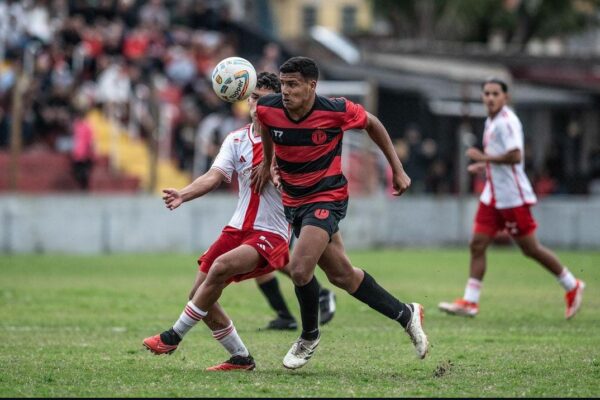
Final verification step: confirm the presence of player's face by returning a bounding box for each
[248,87,275,121]
[279,72,316,113]
[482,83,507,116]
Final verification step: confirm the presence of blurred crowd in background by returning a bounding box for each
[0,0,598,196]
[0,0,279,188]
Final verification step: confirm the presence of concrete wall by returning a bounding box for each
[0,195,598,254]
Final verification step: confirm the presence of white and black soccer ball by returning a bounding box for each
[211,57,257,103]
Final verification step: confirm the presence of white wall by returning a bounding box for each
[0,194,598,254]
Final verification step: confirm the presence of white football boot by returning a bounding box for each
[282,334,320,369]
[405,303,429,359]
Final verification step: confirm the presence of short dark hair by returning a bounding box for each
[279,57,319,80]
[256,72,281,93]
[482,77,508,93]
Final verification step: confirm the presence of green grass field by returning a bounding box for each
[1,249,599,397]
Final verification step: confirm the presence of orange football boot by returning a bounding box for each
[206,355,255,371]
[143,334,178,355]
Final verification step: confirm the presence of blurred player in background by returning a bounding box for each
[438,77,585,319]
[142,72,334,371]
[252,57,428,370]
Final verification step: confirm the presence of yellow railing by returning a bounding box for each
[87,109,191,193]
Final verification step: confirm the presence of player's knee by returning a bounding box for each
[469,239,487,256]
[325,265,355,291]
[290,267,313,286]
[326,272,350,290]
[208,258,235,283]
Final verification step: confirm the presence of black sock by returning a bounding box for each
[258,277,295,320]
[314,277,323,293]
[351,271,413,328]
[160,328,182,346]
[295,276,321,340]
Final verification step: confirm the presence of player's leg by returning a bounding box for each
[282,225,330,369]
[143,270,209,355]
[147,271,256,370]
[289,225,329,338]
[468,232,495,281]
[438,232,493,317]
[277,264,337,326]
[191,244,262,310]
[202,302,256,371]
[317,232,428,359]
[143,245,261,355]
[255,272,297,330]
[280,265,337,326]
[439,202,499,317]
[513,233,585,319]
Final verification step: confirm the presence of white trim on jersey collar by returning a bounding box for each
[247,123,262,144]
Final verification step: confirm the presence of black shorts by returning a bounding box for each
[284,200,348,240]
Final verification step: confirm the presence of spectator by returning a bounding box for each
[96,57,131,107]
[403,124,426,192]
[256,42,282,74]
[173,99,201,173]
[70,103,95,190]
[138,0,169,30]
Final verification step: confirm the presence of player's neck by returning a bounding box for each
[250,121,260,137]
[488,105,505,119]
[287,95,316,121]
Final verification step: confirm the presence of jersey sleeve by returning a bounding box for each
[496,119,521,153]
[210,133,236,183]
[256,98,271,128]
[341,99,368,131]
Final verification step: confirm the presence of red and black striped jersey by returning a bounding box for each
[256,93,368,207]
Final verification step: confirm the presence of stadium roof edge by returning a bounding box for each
[322,59,595,109]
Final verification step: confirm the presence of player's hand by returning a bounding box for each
[467,162,486,174]
[251,163,271,193]
[271,164,282,190]
[391,168,411,196]
[162,188,183,210]
[466,147,486,162]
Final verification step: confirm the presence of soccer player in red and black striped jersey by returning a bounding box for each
[251,57,429,369]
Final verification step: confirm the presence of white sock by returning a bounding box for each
[557,267,577,291]
[173,301,207,338]
[463,278,482,304]
[212,321,249,357]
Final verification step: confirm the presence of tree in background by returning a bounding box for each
[373,0,598,49]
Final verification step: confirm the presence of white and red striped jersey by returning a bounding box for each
[480,106,537,209]
[211,123,289,241]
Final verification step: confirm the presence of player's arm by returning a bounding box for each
[250,120,273,193]
[467,119,522,165]
[465,147,521,165]
[467,161,487,174]
[162,169,226,210]
[365,112,411,196]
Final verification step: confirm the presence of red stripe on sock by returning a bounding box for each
[185,306,204,321]
[212,326,234,340]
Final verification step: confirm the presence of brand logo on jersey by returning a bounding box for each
[239,155,246,163]
[257,243,266,251]
[314,209,330,220]
[273,130,284,140]
[311,130,327,145]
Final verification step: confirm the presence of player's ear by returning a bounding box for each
[309,79,317,91]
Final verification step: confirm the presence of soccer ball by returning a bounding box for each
[211,57,257,102]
